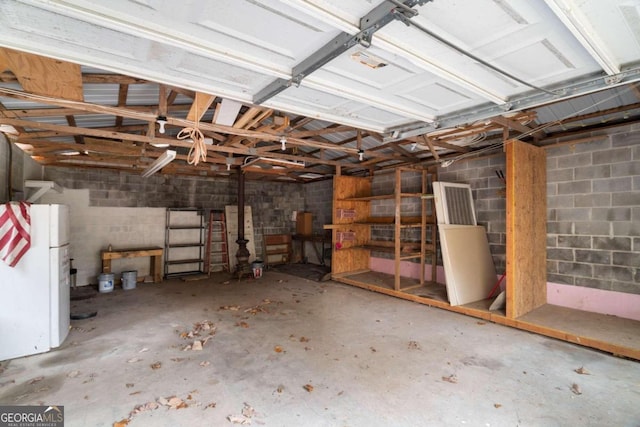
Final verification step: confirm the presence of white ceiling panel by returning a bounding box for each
[545,0,640,73]
[2,0,640,140]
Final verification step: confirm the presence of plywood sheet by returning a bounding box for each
[506,140,547,318]
[225,205,256,271]
[439,225,497,306]
[0,48,83,101]
[331,176,371,274]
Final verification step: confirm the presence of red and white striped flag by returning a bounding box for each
[0,202,31,267]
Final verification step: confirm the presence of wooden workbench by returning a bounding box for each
[101,247,163,283]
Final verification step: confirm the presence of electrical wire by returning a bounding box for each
[176,103,207,166]
[177,126,206,165]
[440,84,638,165]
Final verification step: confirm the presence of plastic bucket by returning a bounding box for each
[251,261,264,279]
[98,273,114,293]
[121,270,137,290]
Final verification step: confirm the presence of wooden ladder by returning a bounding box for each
[206,210,229,274]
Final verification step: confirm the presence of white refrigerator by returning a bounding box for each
[0,204,70,361]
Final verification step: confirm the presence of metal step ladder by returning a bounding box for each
[206,210,229,274]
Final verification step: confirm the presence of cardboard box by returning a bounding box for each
[296,212,313,235]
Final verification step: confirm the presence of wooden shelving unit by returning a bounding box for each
[326,141,640,360]
[327,167,438,292]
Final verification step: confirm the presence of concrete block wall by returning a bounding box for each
[304,179,333,234]
[42,167,306,273]
[437,155,507,272]
[545,129,640,295]
[437,124,640,296]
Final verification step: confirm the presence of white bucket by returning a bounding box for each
[121,270,137,290]
[251,261,264,279]
[98,273,114,293]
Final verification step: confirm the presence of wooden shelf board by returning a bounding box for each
[331,272,640,360]
[514,304,640,358]
[340,192,424,201]
[266,249,290,255]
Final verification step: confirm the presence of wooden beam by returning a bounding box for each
[1,104,190,118]
[65,115,85,144]
[491,115,545,139]
[429,139,470,153]
[423,136,440,161]
[506,140,547,319]
[290,125,353,138]
[288,116,314,131]
[158,85,168,117]
[0,71,148,85]
[0,48,83,101]
[6,118,348,167]
[186,92,215,122]
[115,83,129,127]
[233,107,262,129]
[0,88,409,161]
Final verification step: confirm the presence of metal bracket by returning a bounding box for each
[253,0,433,105]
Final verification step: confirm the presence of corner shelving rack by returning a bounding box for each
[164,208,205,278]
[327,167,438,291]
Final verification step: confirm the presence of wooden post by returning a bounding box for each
[506,140,547,318]
[394,168,401,291]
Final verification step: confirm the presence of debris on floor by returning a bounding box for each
[442,374,458,384]
[494,403,502,408]
[178,320,216,351]
[574,366,590,375]
[28,376,44,385]
[150,362,162,370]
[67,370,80,378]
[115,392,199,426]
[304,384,314,392]
[408,341,421,350]
[571,383,582,395]
[274,345,284,353]
[158,395,189,409]
[227,402,255,424]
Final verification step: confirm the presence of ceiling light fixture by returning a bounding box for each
[243,156,305,169]
[156,116,168,134]
[410,142,417,151]
[150,141,170,148]
[358,149,364,161]
[280,136,287,151]
[440,159,455,168]
[141,149,176,178]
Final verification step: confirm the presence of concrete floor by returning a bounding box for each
[1,270,639,427]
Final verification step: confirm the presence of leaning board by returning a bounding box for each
[439,224,497,306]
